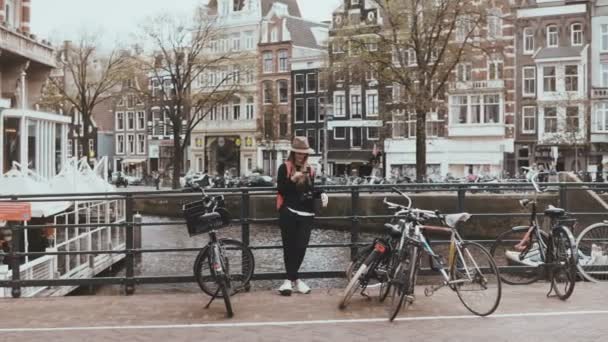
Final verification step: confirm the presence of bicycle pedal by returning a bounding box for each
[424,287,434,297]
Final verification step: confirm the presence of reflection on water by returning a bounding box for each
[91,216,374,295]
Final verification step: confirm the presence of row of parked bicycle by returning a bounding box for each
[180,167,608,319]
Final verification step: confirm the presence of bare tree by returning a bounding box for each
[41,35,129,163]
[133,6,250,188]
[339,0,491,181]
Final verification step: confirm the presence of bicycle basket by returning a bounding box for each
[183,200,221,236]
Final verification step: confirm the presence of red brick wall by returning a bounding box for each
[0,0,5,23]
[21,0,31,33]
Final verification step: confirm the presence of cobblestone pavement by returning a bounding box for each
[0,283,607,342]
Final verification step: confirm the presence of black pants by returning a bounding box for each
[279,208,313,281]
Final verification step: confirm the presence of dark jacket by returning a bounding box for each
[277,163,320,213]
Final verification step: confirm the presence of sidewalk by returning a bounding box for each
[0,283,607,341]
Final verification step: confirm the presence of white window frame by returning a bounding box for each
[487,58,503,80]
[116,134,125,155]
[333,127,346,140]
[306,98,317,123]
[522,106,536,134]
[115,112,125,131]
[543,66,557,93]
[565,65,579,92]
[523,27,535,54]
[334,94,346,117]
[351,93,362,117]
[306,73,317,93]
[351,127,363,148]
[571,23,583,47]
[366,92,379,117]
[127,134,135,154]
[543,107,558,134]
[263,51,273,73]
[277,80,288,104]
[547,25,558,48]
[136,111,145,130]
[602,24,608,51]
[522,66,536,97]
[367,127,380,141]
[127,112,135,131]
[602,64,608,87]
[294,99,305,123]
[278,50,289,72]
[487,9,502,40]
[457,63,472,82]
[294,74,305,94]
[137,134,146,154]
[595,103,608,132]
[246,97,255,120]
[450,94,502,125]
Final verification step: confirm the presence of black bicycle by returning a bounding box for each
[490,167,578,300]
[183,191,255,318]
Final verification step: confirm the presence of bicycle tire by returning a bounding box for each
[379,252,399,303]
[388,244,417,322]
[490,227,548,285]
[576,222,608,282]
[194,239,255,297]
[453,241,502,316]
[218,276,234,318]
[339,263,368,310]
[551,226,577,300]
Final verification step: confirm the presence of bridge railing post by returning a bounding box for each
[124,194,135,295]
[9,221,21,298]
[457,185,466,213]
[350,186,360,261]
[240,189,251,290]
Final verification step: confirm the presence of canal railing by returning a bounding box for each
[1,181,608,298]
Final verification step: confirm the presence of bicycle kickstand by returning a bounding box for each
[204,288,222,309]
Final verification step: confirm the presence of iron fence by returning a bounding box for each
[1,182,608,298]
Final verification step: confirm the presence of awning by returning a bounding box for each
[121,159,147,165]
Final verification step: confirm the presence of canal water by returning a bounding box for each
[89,215,375,295]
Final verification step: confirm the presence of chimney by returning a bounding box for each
[21,0,31,34]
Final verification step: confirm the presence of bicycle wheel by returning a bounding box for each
[452,241,502,317]
[346,245,373,280]
[339,263,368,310]
[551,226,577,300]
[379,252,399,303]
[490,227,548,285]
[388,244,418,322]
[218,275,234,318]
[194,239,255,297]
[576,222,608,282]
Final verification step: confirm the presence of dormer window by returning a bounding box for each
[5,0,15,28]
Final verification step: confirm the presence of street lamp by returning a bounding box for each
[323,103,334,177]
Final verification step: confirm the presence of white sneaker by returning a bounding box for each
[294,279,311,294]
[278,280,293,296]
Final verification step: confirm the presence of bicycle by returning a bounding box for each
[183,191,255,318]
[490,167,578,300]
[387,189,502,321]
[339,189,413,309]
[576,221,608,282]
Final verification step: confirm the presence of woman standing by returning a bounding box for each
[276,137,328,296]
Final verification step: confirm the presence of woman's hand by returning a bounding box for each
[321,193,329,208]
[291,171,305,183]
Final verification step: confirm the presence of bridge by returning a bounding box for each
[0,283,607,341]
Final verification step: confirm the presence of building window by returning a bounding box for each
[278,50,288,72]
[246,97,254,120]
[547,25,558,47]
[307,73,317,93]
[233,100,241,120]
[571,23,583,46]
[368,127,380,140]
[231,33,240,51]
[116,112,124,130]
[137,111,145,130]
[367,93,378,116]
[565,65,578,92]
[484,95,500,123]
[307,129,316,153]
[543,66,556,92]
[351,94,361,118]
[319,97,326,121]
[523,27,535,54]
[334,127,346,140]
[263,51,273,73]
[351,127,362,148]
[457,63,472,82]
[522,67,536,97]
[470,96,482,123]
[544,107,558,133]
[127,95,135,108]
[487,9,502,40]
[307,98,316,122]
[365,68,377,81]
[295,99,305,122]
[278,80,288,104]
[595,103,608,132]
[127,112,135,130]
[451,96,468,124]
[245,31,254,50]
[264,117,273,139]
[566,106,579,132]
[137,134,145,154]
[295,74,305,93]
[295,129,306,137]
[456,15,472,42]
[488,59,503,80]
[602,64,608,87]
[603,25,608,51]
[280,114,288,138]
[116,135,125,154]
[522,106,536,134]
[271,27,278,42]
[233,0,244,11]
[127,135,135,154]
[263,81,272,104]
[334,95,345,117]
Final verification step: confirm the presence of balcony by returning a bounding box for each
[0,24,55,67]
[592,88,608,99]
[449,80,505,92]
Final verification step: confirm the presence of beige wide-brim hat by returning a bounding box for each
[290,136,314,154]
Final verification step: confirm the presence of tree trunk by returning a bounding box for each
[415,109,427,183]
[172,122,182,189]
[82,117,91,165]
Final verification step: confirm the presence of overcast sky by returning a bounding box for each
[31,0,341,46]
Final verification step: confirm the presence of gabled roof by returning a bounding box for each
[285,17,329,50]
[261,0,301,17]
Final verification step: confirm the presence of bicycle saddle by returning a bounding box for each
[544,205,566,218]
[384,223,402,238]
[445,213,471,228]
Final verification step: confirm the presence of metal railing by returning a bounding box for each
[1,181,608,298]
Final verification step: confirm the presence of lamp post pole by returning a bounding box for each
[323,104,333,177]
